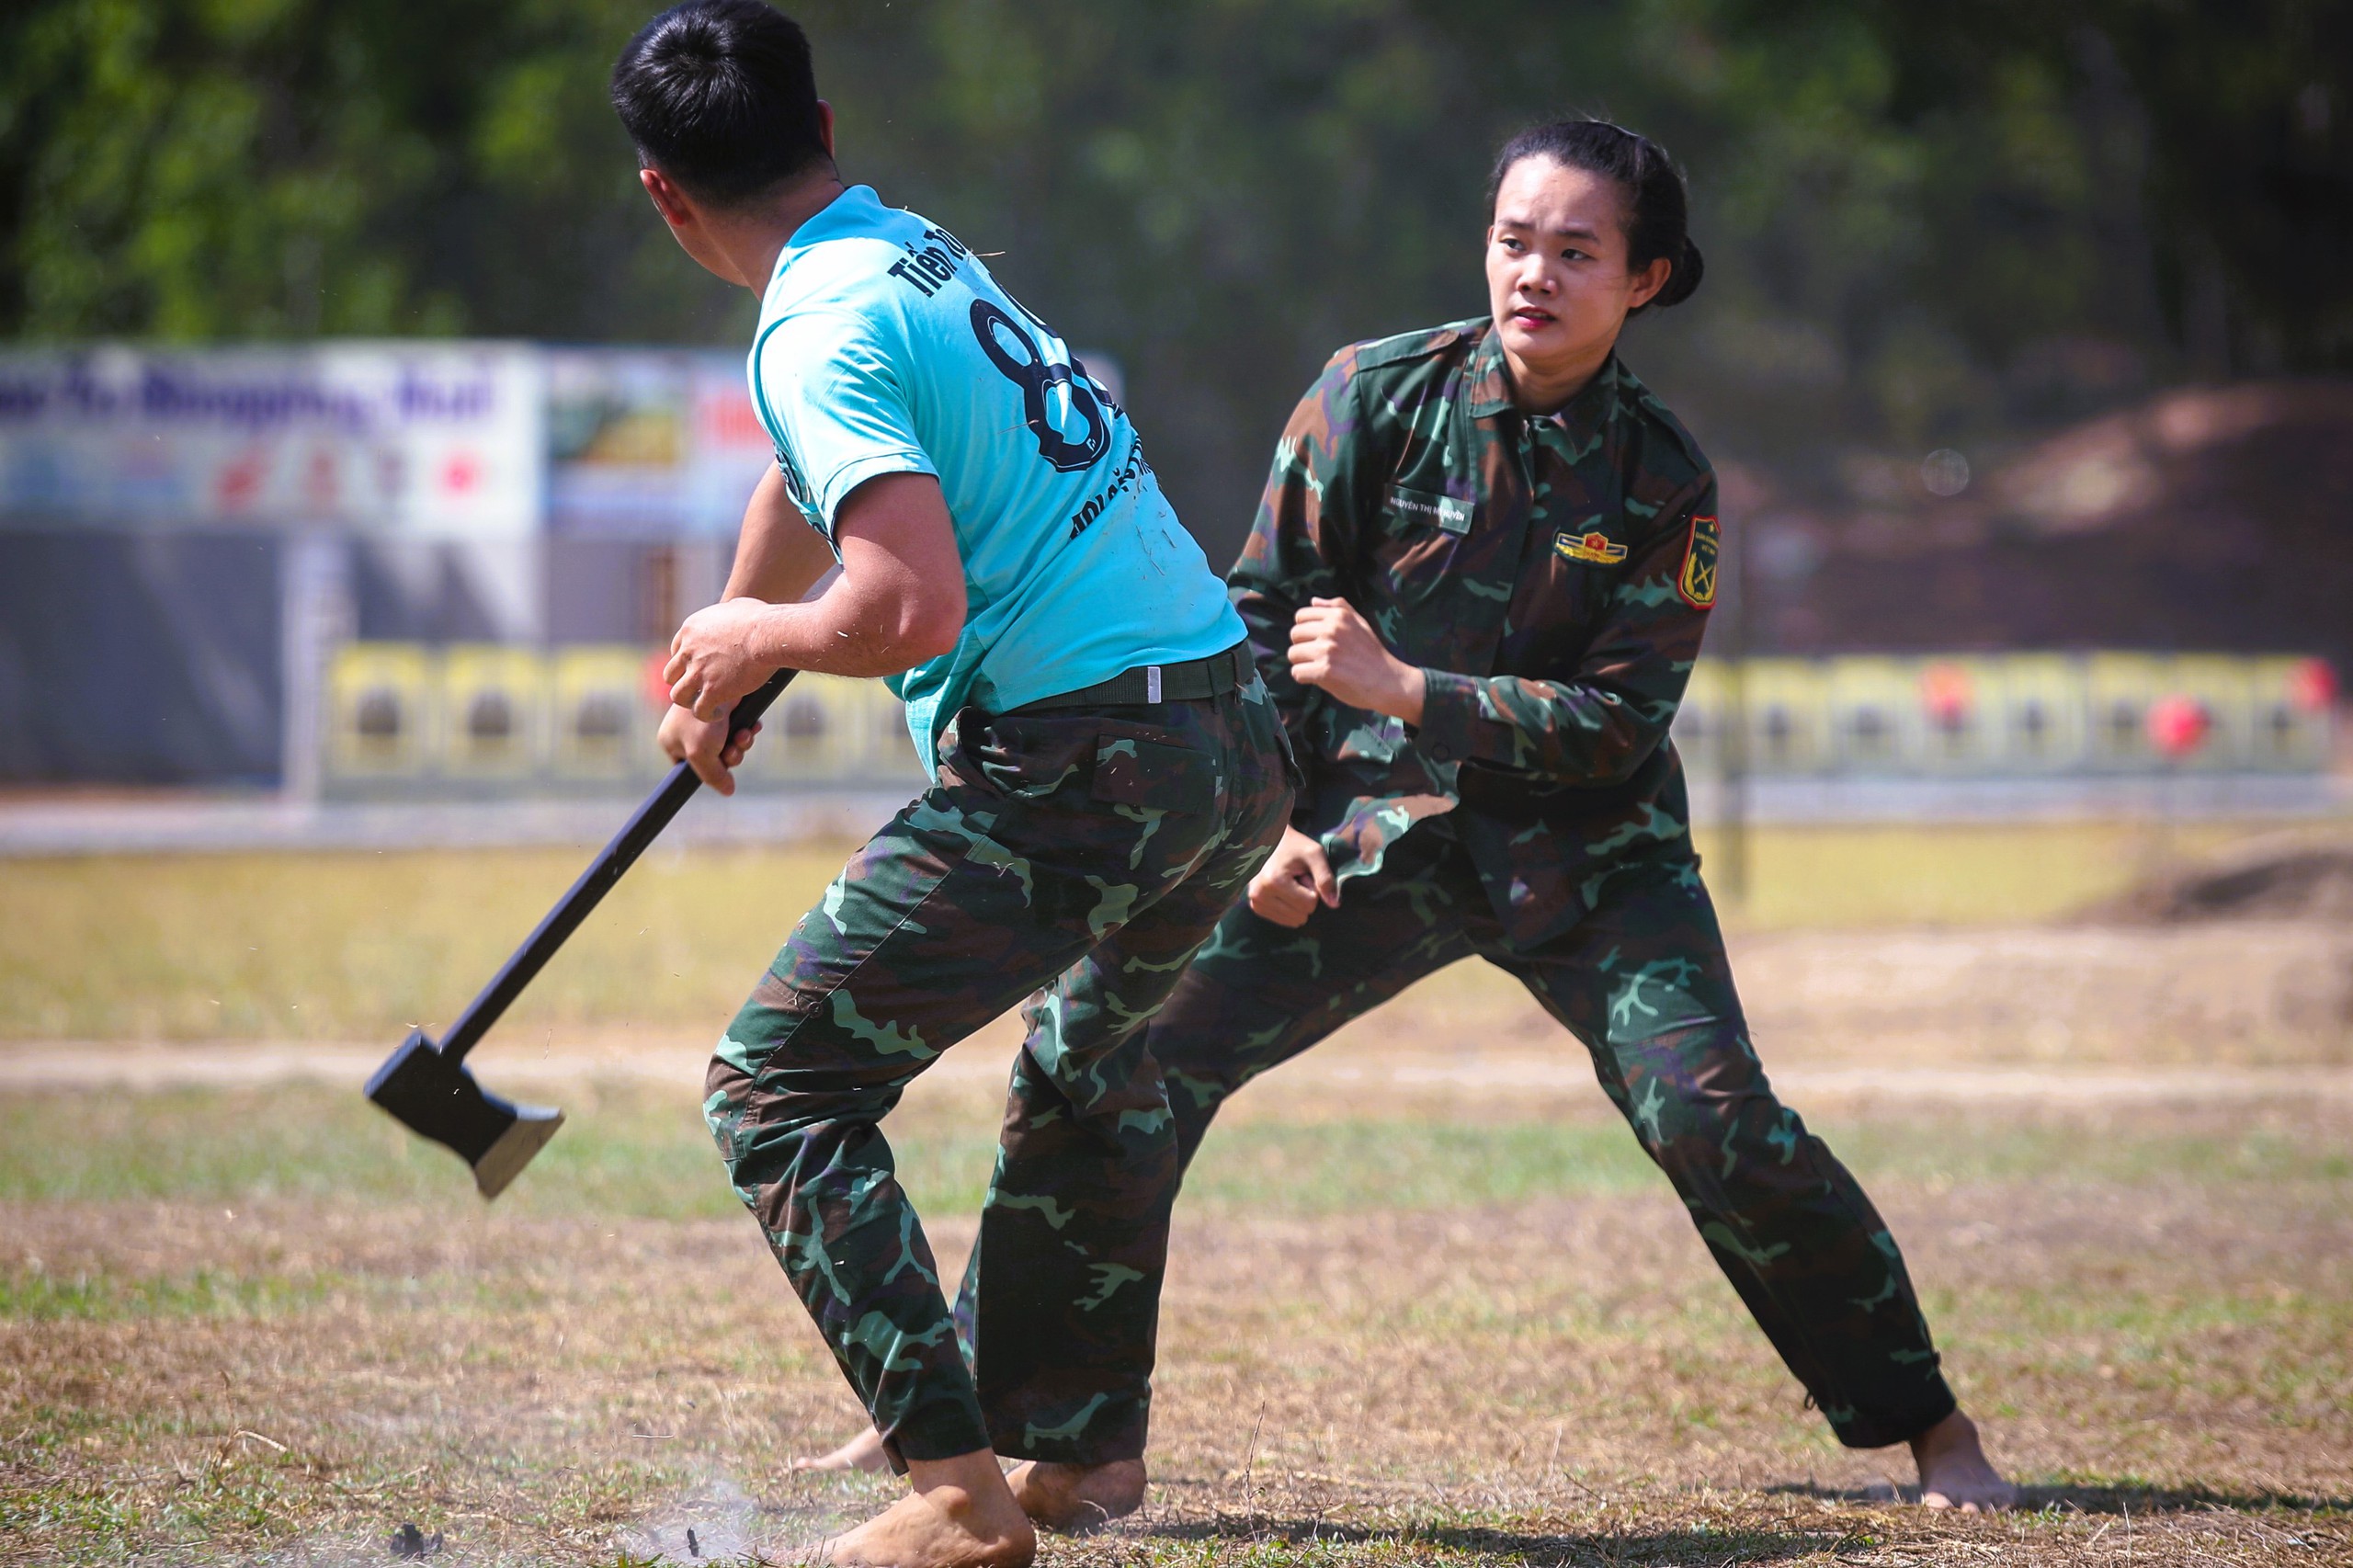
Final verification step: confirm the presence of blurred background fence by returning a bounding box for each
[317,643,2332,799]
[0,335,2338,824]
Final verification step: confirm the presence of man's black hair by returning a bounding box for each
[611,0,829,207]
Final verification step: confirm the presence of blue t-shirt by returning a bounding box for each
[748,185,1245,770]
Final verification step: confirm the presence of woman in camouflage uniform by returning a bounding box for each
[1217,117,2013,1511]
[820,117,2017,1514]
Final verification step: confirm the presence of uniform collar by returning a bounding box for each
[774,185,881,272]
[1543,355,1622,449]
[1465,323,1518,418]
[1464,321,1622,442]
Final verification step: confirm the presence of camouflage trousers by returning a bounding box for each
[704,676,1292,1470]
[958,823,1961,1450]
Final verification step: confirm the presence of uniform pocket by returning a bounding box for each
[1091,730,1213,813]
[1374,486,1475,608]
[948,708,1097,801]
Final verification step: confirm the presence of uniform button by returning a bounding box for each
[1431,744,1452,761]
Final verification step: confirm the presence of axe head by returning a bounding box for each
[365,1029,563,1200]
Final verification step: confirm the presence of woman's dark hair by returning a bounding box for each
[1488,119,1703,313]
[611,0,829,207]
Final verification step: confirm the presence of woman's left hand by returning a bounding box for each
[1288,597,1426,723]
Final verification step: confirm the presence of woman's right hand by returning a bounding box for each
[1247,824,1339,927]
[659,703,761,796]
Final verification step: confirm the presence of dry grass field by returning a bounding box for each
[0,821,2277,1043]
[3,824,2349,1565]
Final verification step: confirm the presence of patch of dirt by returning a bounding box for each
[1747,378,2353,673]
[2096,832,2353,925]
[1313,919,2353,1074]
[1727,922,2353,1068]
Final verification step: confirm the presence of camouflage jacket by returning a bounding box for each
[1230,316,1720,949]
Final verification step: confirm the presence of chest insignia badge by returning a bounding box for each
[1554,529,1629,566]
[1678,515,1721,608]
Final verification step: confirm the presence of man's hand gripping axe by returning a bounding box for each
[365,671,795,1199]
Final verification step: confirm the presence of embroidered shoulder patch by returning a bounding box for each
[1677,514,1721,608]
[1554,529,1629,566]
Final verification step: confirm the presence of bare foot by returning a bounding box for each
[793,1426,889,1473]
[1911,1410,2018,1512]
[1006,1458,1146,1534]
[821,1449,1035,1568]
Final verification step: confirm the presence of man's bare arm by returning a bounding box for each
[652,464,841,794]
[665,471,965,719]
[724,463,838,605]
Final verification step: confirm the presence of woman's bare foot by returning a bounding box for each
[1910,1410,2018,1512]
[793,1426,889,1473]
[1005,1458,1146,1534]
[821,1449,1035,1568]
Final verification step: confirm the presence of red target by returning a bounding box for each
[2146,694,2211,759]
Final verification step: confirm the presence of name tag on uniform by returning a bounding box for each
[1554,528,1629,565]
[1387,484,1473,535]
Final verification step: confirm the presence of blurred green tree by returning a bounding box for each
[2,0,2345,556]
[0,0,742,341]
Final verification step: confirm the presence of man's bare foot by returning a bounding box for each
[793,1426,889,1473]
[1005,1458,1145,1534]
[1910,1410,2018,1512]
[821,1449,1035,1568]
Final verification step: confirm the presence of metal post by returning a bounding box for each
[279,532,352,803]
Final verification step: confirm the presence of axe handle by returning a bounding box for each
[438,668,799,1065]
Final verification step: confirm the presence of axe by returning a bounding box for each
[366,669,795,1199]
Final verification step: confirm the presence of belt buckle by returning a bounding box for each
[1146,665,1164,704]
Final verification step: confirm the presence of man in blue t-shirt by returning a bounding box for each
[612,6,1294,1565]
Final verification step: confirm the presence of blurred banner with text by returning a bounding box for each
[0,344,545,538]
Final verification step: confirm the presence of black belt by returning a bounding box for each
[1013,642,1251,711]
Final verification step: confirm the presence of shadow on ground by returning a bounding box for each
[1769,1480,2353,1516]
[1144,1515,1844,1564]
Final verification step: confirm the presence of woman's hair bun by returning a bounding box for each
[1488,118,1704,315]
[1653,237,1704,311]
